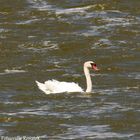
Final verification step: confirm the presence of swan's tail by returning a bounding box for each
[35,81,48,94]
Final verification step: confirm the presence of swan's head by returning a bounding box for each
[84,61,99,71]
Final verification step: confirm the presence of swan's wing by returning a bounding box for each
[44,80,60,93]
[45,79,83,93]
[36,80,83,94]
[35,81,51,94]
[59,81,83,92]
[36,80,62,94]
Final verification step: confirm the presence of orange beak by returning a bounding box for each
[92,65,100,71]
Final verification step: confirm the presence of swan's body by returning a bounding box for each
[36,80,83,94]
[36,61,99,94]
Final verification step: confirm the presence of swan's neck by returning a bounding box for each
[84,66,92,92]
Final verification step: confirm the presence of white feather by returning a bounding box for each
[35,80,83,94]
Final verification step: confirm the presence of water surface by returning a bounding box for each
[0,0,140,139]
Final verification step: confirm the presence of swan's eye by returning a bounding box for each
[90,63,96,67]
[90,62,99,71]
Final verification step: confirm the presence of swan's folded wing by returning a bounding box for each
[36,79,83,94]
[44,80,83,93]
[60,82,83,92]
[35,81,50,94]
[44,80,59,93]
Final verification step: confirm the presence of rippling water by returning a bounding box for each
[0,0,140,139]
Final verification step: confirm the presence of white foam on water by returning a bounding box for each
[4,69,26,74]
[3,101,23,105]
[0,69,26,75]
[55,5,94,15]
[0,110,46,116]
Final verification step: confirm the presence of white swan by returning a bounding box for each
[35,61,99,94]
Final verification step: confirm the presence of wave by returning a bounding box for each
[0,69,26,75]
[27,0,102,13]
[127,72,140,80]
[55,5,96,15]
[27,0,53,11]
[55,124,134,139]
[0,130,5,136]
[18,41,58,52]
[97,86,139,95]
[16,19,40,25]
